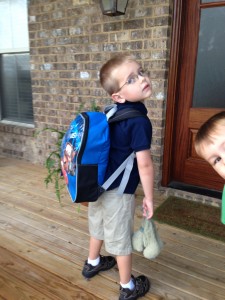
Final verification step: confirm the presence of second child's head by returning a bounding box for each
[100,54,152,103]
[195,111,225,179]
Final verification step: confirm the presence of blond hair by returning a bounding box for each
[100,54,137,95]
[195,111,225,157]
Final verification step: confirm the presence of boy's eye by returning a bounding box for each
[127,76,137,84]
[138,69,145,76]
[125,69,147,85]
[214,157,221,165]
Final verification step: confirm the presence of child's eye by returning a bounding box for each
[214,157,221,165]
[138,69,146,76]
[127,76,137,84]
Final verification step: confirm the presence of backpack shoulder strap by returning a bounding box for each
[101,152,136,195]
[108,107,145,123]
[104,104,118,121]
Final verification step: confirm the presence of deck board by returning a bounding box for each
[0,247,98,300]
[0,157,225,300]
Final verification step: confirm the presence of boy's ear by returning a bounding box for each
[111,92,126,103]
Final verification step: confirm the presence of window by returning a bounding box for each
[193,6,225,108]
[0,0,33,125]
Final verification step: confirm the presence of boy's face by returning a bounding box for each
[200,124,225,179]
[111,61,152,103]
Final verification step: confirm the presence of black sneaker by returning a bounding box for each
[119,275,150,300]
[82,255,116,279]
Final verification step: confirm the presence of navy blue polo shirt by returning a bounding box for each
[105,101,152,194]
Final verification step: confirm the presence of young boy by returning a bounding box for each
[82,54,154,300]
[194,111,225,180]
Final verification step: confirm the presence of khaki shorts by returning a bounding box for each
[88,189,135,256]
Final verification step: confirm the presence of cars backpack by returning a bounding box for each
[61,104,144,203]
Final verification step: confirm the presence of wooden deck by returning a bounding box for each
[0,157,225,300]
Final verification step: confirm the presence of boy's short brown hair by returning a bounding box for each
[195,111,225,157]
[100,54,137,95]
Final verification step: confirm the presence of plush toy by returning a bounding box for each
[132,218,163,260]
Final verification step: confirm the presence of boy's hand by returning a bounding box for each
[142,197,154,219]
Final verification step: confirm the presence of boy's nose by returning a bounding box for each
[138,74,146,82]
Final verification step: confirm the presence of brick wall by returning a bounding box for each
[0,0,172,191]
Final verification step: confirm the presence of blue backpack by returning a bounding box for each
[61,105,144,203]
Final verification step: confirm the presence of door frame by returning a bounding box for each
[162,0,183,186]
[161,0,223,198]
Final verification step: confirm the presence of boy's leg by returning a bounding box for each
[82,235,116,279]
[117,254,150,300]
[117,254,132,285]
[82,196,116,279]
[88,236,103,260]
[82,237,116,278]
[101,191,150,300]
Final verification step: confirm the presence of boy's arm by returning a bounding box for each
[136,149,154,219]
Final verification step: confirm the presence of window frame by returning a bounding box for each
[0,0,34,127]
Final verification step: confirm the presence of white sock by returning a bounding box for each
[88,256,100,266]
[120,278,135,291]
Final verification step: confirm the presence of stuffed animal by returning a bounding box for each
[132,218,163,260]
